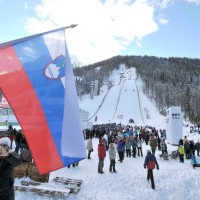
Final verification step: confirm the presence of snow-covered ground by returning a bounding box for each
[15,67,200,200]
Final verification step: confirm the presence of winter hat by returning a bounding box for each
[0,137,11,147]
[146,149,151,154]
[109,143,114,147]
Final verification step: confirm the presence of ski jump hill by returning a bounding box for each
[84,68,145,126]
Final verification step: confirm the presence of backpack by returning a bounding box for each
[147,160,155,169]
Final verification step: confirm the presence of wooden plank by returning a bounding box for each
[16,179,81,195]
[53,177,83,186]
[52,177,83,193]
[14,185,70,197]
[54,176,83,183]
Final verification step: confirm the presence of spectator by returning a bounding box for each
[160,139,168,155]
[86,137,93,159]
[191,155,200,169]
[195,140,200,157]
[190,140,195,155]
[143,150,159,190]
[131,137,137,158]
[125,138,132,157]
[0,137,21,199]
[8,132,15,150]
[98,140,106,174]
[20,133,28,152]
[68,162,79,168]
[108,143,117,173]
[117,139,125,162]
[14,130,22,153]
[137,139,143,157]
[183,136,188,146]
[178,145,185,163]
[184,141,190,159]
[150,137,157,155]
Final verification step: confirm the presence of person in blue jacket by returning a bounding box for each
[117,139,125,162]
[144,149,159,189]
[191,154,200,169]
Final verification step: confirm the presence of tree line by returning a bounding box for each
[1,55,200,125]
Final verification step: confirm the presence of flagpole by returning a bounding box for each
[64,24,78,29]
[0,24,78,48]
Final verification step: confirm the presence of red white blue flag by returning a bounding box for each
[0,27,86,174]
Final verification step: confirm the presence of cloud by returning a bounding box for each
[158,16,169,25]
[185,0,200,5]
[24,0,167,65]
[24,2,28,10]
[142,0,174,9]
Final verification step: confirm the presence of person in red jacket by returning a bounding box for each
[98,140,106,174]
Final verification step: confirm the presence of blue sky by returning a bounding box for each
[0,0,200,65]
[127,1,200,58]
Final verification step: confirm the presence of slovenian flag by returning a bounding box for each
[0,27,86,174]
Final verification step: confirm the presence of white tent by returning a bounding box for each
[166,106,183,145]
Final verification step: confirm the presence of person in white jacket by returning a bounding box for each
[108,143,117,173]
[86,137,93,159]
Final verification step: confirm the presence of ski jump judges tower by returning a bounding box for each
[166,106,183,145]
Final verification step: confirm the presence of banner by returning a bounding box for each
[0,28,86,174]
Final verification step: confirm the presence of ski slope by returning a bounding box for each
[87,77,144,125]
[80,67,166,128]
[91,84,121,124]
[84,70,144,125]
[111,79,144,125]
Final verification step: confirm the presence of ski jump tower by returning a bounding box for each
[166,106,183,145]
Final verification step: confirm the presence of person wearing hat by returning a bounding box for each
[143,149,159,190]
[0,137,22,200]
[108,143,117,173]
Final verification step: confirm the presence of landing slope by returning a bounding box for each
[112,79,144,125]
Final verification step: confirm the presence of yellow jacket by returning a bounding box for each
[178,145,185,155]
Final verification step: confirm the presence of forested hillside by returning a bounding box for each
[1,55,200,124]
[74,55,200,124]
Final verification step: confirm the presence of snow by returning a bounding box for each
[15,67,200,200]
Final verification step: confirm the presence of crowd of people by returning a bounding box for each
[0,122,200,199]
[178,136,200,168]
[85,123,200,189]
